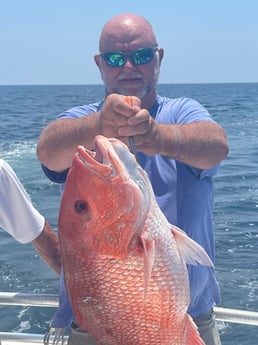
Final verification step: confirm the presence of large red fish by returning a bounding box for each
[58,135,213,345]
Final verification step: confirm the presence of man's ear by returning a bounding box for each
[94,54,101,68]
[158,48,164,65]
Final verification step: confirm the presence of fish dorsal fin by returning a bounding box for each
[140,236,155,301]
[171,225,214,268]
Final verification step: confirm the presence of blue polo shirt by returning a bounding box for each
[45,95,221,327]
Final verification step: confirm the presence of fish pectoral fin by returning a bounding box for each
[140,236,155,300]
[171,225,214,268]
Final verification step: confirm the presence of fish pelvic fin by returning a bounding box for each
[171,225,214,268]
[140,235,155,301]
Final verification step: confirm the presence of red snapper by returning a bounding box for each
[58,135,213,345]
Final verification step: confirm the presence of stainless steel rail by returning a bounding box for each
[1,292,258,326]
[0,332,64,343]
[0,292,58,307]
[214,306,258,326]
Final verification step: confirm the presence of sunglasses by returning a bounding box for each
[99,46,158,67]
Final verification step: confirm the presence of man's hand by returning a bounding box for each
[118,99,163,155]
[97,94,141,139]
[97,93,162,155]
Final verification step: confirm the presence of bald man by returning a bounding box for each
[38,13,228,345]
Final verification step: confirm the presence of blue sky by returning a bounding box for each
[1,0,257,85]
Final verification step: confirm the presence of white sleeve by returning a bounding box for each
[0,159,45,243]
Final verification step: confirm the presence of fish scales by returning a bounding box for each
[58,135,213,345]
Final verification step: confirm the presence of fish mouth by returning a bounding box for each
[75,136,129,180]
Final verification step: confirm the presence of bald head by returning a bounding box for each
[99,13,158,52]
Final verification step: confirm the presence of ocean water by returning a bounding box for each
[0,83,258,343]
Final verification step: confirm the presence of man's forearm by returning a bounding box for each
[37,113,99,172]
[157,122,228,169]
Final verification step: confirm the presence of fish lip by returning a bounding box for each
[76,145,113,177]
[75,136,128,180]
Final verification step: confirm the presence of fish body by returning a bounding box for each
[58,135,213,345]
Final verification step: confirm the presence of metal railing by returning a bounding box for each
[1,291,258,327]
[0,332,59,344]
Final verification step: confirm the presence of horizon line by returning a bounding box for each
[0,81,257,87]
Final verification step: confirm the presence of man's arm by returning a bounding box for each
[123,120,229,170]
[36,94,139,172]
[37,113,99,172]
[117,99,229,169]
[32,221,61,276]
[37,94,228,172]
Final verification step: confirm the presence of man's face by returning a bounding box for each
[95,47,162,99]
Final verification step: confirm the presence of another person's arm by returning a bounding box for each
[32,221,61,275]
[0,159,61,275]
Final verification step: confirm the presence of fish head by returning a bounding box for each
[58,135,151,259]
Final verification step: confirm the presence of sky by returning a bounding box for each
[1,0,257,85]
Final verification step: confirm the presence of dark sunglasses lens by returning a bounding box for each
[102,47,157,67]
[134,48,155,65]
[105,53,125,67]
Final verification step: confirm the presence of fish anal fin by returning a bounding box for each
[171,225,214,268]
[185,315,205,345]
[140,236,155,300]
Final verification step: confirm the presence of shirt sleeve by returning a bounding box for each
[41,164,69,183]
[157,97,215,125]
[0,159,45,243]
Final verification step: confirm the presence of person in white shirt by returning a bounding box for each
[0,158,61,275]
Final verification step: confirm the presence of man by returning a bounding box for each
[0,158,61,275]
[37,13,228,345]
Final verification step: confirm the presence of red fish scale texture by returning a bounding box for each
[61,229,192,344]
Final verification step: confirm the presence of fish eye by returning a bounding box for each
[74,200,88,214]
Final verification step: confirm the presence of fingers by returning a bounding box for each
[118,112,151,137]
[98,93,149,142]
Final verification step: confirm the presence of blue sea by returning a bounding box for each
[0,83,258,344]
